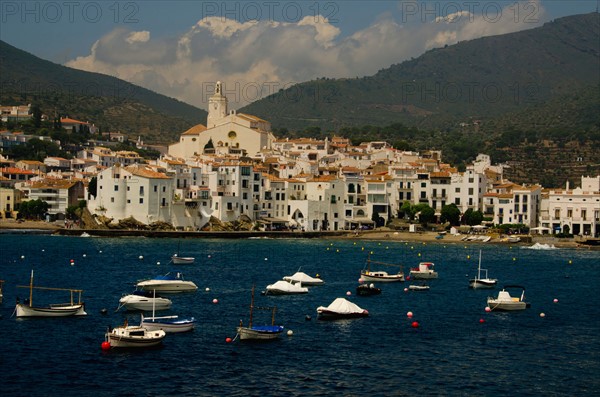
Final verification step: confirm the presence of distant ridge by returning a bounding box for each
[240,12,600,132]
[0,40,206,142]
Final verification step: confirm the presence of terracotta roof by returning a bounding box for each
[182,124,208,135]
[1,167,35,175]
[29,179,78,189]
[125,165,170,179]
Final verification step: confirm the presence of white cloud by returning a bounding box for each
[65,2,545,110]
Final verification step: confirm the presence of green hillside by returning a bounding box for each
[240,12,600,132]
[0,40,206,143]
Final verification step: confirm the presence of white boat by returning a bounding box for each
[171,254,195,265]
[237,285,284,341]
[360,255,405,282]
[487,286,530,311]
[409,262,438,279]
[105,320,166,348]
[15,270,87,317]
[316,297,369,320]
[264,280,308,295]
[282,271,324,286]
[136,272,198,294]
[139,290,195,333]
[408,285,430,291]
[118,290,172,311]
[469,250,497,289]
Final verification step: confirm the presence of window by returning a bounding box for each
[567,209,573,218]
[162,186,166,192]
[468,188,473,195]
[154,185,158,192]
[139,186,144,195]
[139,198,143,204]
[114,185,118,191]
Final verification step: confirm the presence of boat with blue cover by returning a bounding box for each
[237,285,284,340]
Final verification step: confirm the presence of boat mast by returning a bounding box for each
[477,250,482,279]
[248,285,255,328]
[29,269,34,307]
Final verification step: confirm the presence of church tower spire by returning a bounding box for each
[207,81,228,128]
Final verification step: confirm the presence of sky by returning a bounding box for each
[1,0,597,109]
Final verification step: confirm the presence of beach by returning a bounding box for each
[1,218,591,249]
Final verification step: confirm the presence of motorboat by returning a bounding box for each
[264,280,308,295]
[487,286,530,311]
[356,283,381,296]
[282,271,324,286]
[237,285,284,341]
[139,290,195,333]
[316,297,369,320]
[360,255,404,282]
[409,262,438,279]
[15,270,87,317]
[171,254,195,265]
[469,250,497,289]
[118,290,172,311]
[136,272,198,294]
[141,314,196,333]
[105,321,166,348]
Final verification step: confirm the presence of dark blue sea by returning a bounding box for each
[1,232,599,396]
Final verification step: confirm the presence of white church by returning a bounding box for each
[168,82,275,159]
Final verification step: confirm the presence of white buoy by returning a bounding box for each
[287,330,293,336]
[407,311,413,318]
[540,313,546,318]
[205,287,210,292]
[20,255,25,259]
[553,298,558,303]
[156,262,161,265]
[346,291,351,296]
[212,298,218,304]
[82,254,87,258]
[139,255,144,260]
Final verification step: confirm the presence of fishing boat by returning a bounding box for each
[118,289,172,311]
[105,320,166,348]
[356,283,382,296]
[469,250,497,289]
[360,255,405,282]
[316,297,369,320]
[140,291,195,333]
[409,262,438,279]
[237,285,284,340]
[487,285,530,311]
[14,270,87,317]
[282,271,324,286]
[264,280,308,295]
[136,272,198,294]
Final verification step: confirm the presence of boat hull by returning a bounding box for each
[487,300,528,311]
[136,281,198,294]
[106,326,166,348]
[237,325,283,340]
[360,271,404,282]
[317,310,369,320]
[265,288,308,295]
[141,316,196,333]
[409,271,438,280]
[171,256,195,265]
[356,285,381,296]
[469,279,497,289]
[15,303,87,317]
[119,296,172,311]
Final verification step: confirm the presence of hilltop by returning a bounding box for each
[0,40,206,143]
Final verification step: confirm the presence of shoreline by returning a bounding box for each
[1,219,595,249]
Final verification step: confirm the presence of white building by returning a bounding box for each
[89,164,173,225]
[169,81,275,159]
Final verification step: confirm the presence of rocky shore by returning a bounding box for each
[2,218,594,249]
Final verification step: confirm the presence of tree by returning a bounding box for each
[440,203,461,226]
[17,199,49,220]
[31,104,42,128]
[88,177,97,197]
[418,206,436,226]
[463,208,484,226]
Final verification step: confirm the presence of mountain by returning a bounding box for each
[240,13,600,132]
[0,40,206,143]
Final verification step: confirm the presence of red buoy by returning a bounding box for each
[225,337,232,343]
[411,321,419,328]
[101,341,111,351]
[479,318,485,324]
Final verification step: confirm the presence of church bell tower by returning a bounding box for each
[207,81,228,128]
